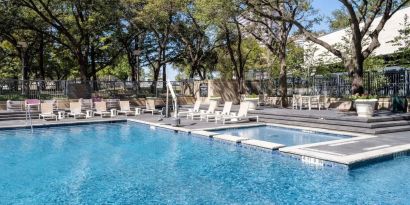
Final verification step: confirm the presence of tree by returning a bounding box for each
[118,0,146,82]
[389,14,410,66]
[215,37,264,81]
[172,0,221,80]
[200,0,256,94]
[283,0,409,95]
[244,0,314,106]
[328,9,350,31]
[134,0,183,91]
[14,0,124,82]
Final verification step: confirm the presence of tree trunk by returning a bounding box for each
[351,58,365,95]
[77,53,88,83]
[39,33,45,81]
[189,68,195,79]
[151,62,161,95]
[22,52,30,81]
[238,76,244,95]
[131,37,139,82]
[90,45,98,91]
[21,50,30,96]
[279,51,288,107]
[162,63,167,89]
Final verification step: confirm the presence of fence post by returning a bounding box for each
[337,74,340,97]
[366,72,371,95]
[406,70,409,97]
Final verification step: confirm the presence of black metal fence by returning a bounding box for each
[0,80,195,100]
[245,70,410,97]
[0,70,409,100]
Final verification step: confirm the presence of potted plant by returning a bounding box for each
[244,93,259,110]
[352,94,378,118]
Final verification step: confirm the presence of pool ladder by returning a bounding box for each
[25,105,34,133]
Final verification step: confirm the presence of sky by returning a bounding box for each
[166,0,342,81]
[312,0,343,32]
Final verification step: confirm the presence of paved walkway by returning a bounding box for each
[186,104,410,122]
[280,132,410,168]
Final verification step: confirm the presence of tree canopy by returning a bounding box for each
[1,0,409,97]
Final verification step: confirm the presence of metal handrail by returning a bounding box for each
[25,105,34,133]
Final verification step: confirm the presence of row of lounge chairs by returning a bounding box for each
[178,100,258,124]
[38,101,138,121]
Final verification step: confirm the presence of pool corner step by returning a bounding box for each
[213,134,248,143]
[191,130,220,138]
[242,139,285,150]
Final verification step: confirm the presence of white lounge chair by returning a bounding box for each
[104,99,120,110]
[177,100,201,118]
[189,100,217,120]
[204,101,233,122]
[25,99,41,111]
[68,102,87,119]
[94,102,112,118]
[79,98,93,110]
[117,101,134,116]
[6,100,24,111]
[218,102,259,124]
[310,95,328,110]
[39,103,58,121]
[43,99,57,111]
[143,99,161,115]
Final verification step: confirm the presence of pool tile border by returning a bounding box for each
[0,119,127,130]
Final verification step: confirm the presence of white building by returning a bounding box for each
[304,7,410,66]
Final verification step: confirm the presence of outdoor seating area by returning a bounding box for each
[1,94,409,127]
[1,98,144,122]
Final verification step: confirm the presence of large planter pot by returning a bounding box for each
[244,98,259,110]
[355,99,378,118]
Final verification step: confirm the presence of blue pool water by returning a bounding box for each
[216,126,348,145]
[0,123,409,204]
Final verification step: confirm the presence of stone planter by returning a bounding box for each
[244,98,259,110]
[355,99,378,118]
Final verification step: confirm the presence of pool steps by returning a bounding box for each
[128,119,410,170]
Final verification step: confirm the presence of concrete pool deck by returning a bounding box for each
[0,112,409,169]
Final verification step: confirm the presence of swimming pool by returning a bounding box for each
[0,123,409,204]
[215,126,348,146]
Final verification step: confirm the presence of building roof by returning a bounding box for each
[304,6,410,65]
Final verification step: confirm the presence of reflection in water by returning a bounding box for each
[219,126,347,146]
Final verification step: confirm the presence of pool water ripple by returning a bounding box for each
[0,123,409,204]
